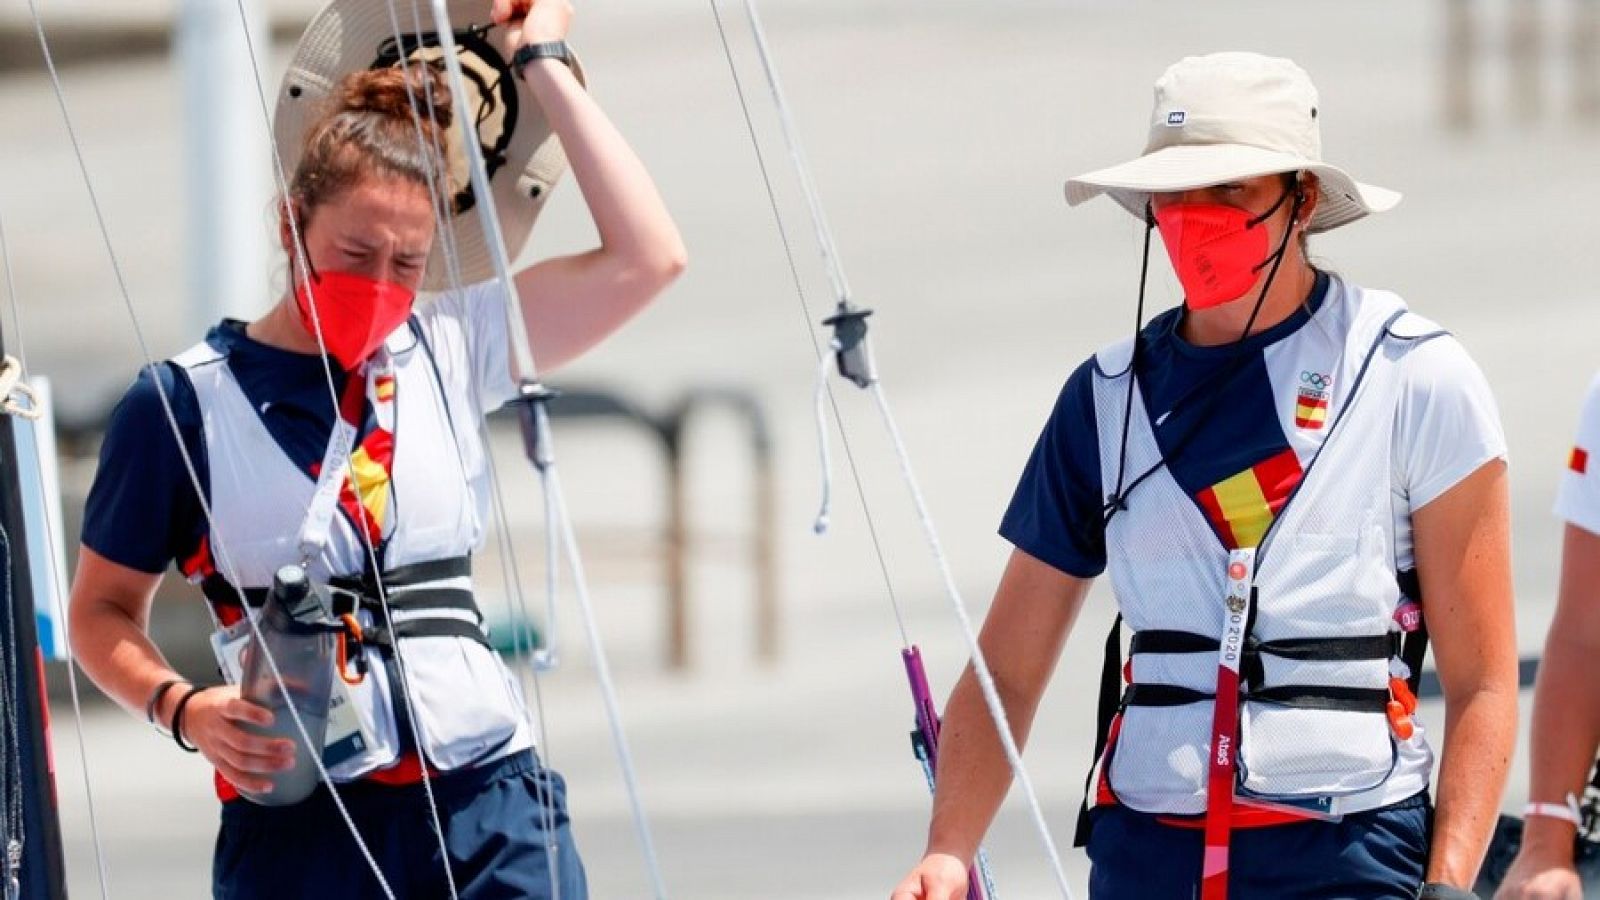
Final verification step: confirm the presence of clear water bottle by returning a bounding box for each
[236,564,335,806]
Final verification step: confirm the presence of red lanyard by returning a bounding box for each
[1201,547,1257,900]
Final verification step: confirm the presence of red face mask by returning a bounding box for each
[1154,198,1284,311]
[293,270,415,370]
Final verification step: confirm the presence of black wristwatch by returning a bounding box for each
[512,41,574,79]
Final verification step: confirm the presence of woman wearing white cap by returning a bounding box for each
[67,0,683,896]
[891,52,1516,900]
[1492,384,1600,899]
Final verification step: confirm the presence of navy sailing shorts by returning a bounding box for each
[1086,791,1430,899]
[212,751,586,899]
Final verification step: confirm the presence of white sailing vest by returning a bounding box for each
[172,321,533,780]
[1088,280,1442,817]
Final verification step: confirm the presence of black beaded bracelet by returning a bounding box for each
[144,678,187,733]
[170,684,211,754]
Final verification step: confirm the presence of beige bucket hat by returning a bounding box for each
[1065,52,1399,234]
[274,0,584,291]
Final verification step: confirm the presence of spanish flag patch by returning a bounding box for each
[1294,392,1328,430]
[1195,447,1305,549]
[1572,446,1590,475]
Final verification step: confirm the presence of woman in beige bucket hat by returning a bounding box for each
[893,52,1516,900]
[67,0,683,897]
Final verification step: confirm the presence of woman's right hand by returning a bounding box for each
[177,686,295,795]
[1493,844,1583,900]
[890,853,969,900]
[491,0,573,46]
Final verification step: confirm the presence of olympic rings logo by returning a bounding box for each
[1300,371,1333,389]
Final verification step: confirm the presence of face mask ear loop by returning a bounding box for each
[292,216,321,286]
[1245,185,1294,229]
[1104,204,1158,525]
[1235,188,1304,343]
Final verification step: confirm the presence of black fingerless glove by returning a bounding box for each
[1417,883,1479,900]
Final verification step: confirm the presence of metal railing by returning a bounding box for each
[495,384,778,671]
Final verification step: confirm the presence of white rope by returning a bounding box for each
[377,2,564,894]
[425,3,667,895]
[736,0,851,304]
[23,3,401,894]
[707,1,1077,895]
[534,480,561,673]
[810,339,837,535]
[0,206,113,900]
[546,466,664,896]
[222,4,465,894]
[870,383,1074,898]
[704,0,912,647]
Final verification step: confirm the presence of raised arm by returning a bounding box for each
[891,548,1093,900]
[1413,459,1519,890]
[494,0,687,374]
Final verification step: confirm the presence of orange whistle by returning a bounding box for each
[337,613,367,686]
[1386,700,1415,740]
[1388,676,1418,715]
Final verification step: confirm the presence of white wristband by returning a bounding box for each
[1524,793,1582,825]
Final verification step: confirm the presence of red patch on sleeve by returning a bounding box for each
[1571,446,1590,475]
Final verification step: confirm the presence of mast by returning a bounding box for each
[0,315,69,900]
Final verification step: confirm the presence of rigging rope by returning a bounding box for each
[0,206,112,900]
[703,0,911,648]
[373,3,568,894]
[423,3,667,894]
[26,1,403,893]
[0,523,28,900]
[704,1,1077,895]
[24,0,664,893]
[224,5,465,892]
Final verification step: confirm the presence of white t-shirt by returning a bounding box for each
[1389,333,1510,569]
[1259,282,1506,573]
[1555,372,1600,536]
[407,280,521,552]
[413,279,521,418]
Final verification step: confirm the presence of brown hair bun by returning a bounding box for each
[334,65,454,133]
[287,64,457,223]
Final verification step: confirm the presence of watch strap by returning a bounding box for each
[513,41,573,79]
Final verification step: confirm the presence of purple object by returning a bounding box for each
[902,646,986,900]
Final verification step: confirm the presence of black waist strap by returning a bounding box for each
[361,616,490,650]
[329,556,486,649]
[1129,629,1397,661]
[202,556,488,649]
[205,556,473,609]
[1123,682,1391,713]
[352,587,481,620]
[327,556,472,598]
[1131,628,1397,691]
